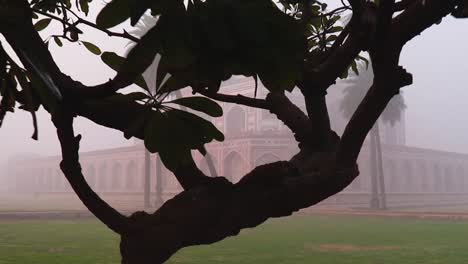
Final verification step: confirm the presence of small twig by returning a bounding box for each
[31,8,140,43]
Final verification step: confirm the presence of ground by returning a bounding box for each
[2,215,468,264]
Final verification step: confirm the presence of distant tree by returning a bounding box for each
[0,0,463,263]
[340,63,406,209]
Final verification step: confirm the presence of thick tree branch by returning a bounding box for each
[53,111,129,234]
[121,153,358,263]
[392,0,457,46]
[196,89,270,110]
[297,8,375,151]
[348,0,365,15]
[337,64,412,166]
[170,153,212,189]
[266,92,315,149]
[304,95,335,150]
[301,3,375,95]
[377,0,396,37]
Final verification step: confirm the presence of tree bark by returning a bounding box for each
[118,153,359,264]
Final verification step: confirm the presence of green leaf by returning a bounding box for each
[159,148,192,172]
[124,111,149,139]
[144,109,224,157]
[157,75,187,95]
[82,41,102,55]
[328,26,343,33]
[351,61,359,75]
[54,37,63,47]
[168,96,223,117]
[101,52,149,90]
[96,0,132,29]
[167,109,224,143]
[34,18,52,32]
[340,66,350,79]
[79,0,90,15]
[144,111,166,153]
[120,23,162,90]
[357,55,370,69]
[101,51,123,71]
[12,68,41,112]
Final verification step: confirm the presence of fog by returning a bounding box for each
[2,3,468,264]
[3,19,467,152]
[1,5,468,197]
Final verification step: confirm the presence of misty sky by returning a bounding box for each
[1,3,468,168]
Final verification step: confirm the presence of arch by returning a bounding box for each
[444,166,454,193]
[456,166,465,193]
[225,106,246,136]
[98,164,108,191]
[111,163,123,191]
[403,161,413,192]
[254,153,281,167]
[224,151,245,182]
[86,165,96,189]
[126,161,137,190]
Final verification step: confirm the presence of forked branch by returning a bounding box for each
[53,111,129,234]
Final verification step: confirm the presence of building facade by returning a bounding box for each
[5,78,468,209]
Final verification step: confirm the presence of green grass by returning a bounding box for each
[2,215,468,263]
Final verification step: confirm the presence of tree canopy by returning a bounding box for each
[0,0,466,263]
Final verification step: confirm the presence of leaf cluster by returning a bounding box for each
[98,0,307,94]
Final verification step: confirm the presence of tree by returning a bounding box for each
[340,63,406,209]
[0,0,463,263]
[131,16,218,207]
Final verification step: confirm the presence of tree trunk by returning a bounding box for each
[144,150,151,208]
[369,126,379,209]
[374,123,387,209]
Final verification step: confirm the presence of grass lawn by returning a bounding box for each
[1,215,468,264]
